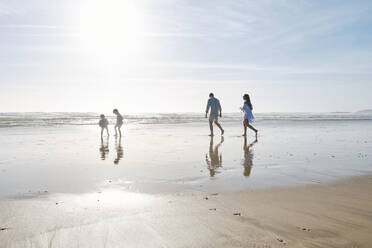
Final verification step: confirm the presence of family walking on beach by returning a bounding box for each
[98,93,258,138]
[205,93,258,137]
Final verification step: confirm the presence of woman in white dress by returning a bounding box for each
[241,94,258,138]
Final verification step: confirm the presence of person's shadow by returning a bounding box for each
[114,136,124,165]
[99,136,109,160]
[205,136,224,177]
[242,136,258,177]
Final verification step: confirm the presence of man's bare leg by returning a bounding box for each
[214,120,224,135]
[209,121,214,136]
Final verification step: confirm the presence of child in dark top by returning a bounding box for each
[99,114,109,138]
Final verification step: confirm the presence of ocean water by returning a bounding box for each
[0,112,372,197]
[1,111,372,127]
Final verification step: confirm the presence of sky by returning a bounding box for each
[0,0,372,113]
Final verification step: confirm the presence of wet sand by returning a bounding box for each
[1,121,372,197]
[1,120,372,247]
[1,175,372,248]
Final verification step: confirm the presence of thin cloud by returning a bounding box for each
[147,61,372,75]
[0,24,65,29]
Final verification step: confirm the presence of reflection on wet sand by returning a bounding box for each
[205,136,224,177]
[99,137,109,160]
[114,136,124,165]
[242,136,257,177]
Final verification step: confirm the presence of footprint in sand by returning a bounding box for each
[297,226,311,232]
[277,238,286,243]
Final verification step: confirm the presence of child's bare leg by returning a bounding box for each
[118,127,122,137]
[106,127,109,136]
[101,128,104,138]
[114,126,118,136]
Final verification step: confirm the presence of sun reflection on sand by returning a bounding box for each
[54,190,155,209]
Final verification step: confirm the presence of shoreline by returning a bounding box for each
[1,174,372,247]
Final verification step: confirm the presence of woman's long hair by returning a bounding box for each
[243,94,253,110]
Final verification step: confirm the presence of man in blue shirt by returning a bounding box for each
[205,93,224,136]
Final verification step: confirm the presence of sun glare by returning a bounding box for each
[79,0,143,59]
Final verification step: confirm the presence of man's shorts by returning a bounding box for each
[209,114,219,122]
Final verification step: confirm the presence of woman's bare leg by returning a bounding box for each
[247,123,258,138]
[243,120,247,136]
